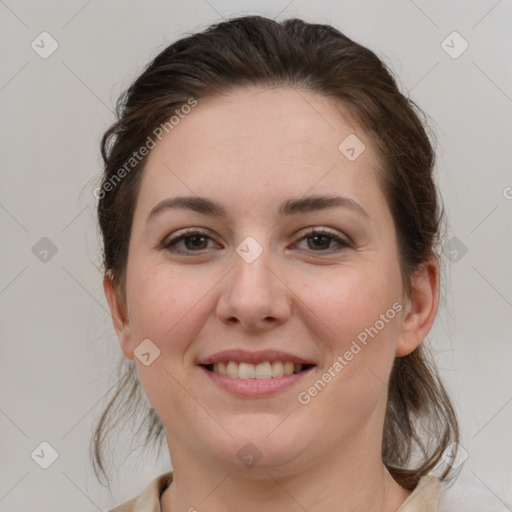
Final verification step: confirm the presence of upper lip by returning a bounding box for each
[197,349,316,366]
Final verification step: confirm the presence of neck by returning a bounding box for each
[161,442,410,512]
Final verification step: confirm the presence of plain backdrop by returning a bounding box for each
[0,1,511,510]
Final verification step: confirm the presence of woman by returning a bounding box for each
[93,15,461,511]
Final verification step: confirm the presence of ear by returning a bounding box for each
[395,256,439,357]
[103,274,134,360]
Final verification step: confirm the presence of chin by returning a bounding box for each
[222,419,310,470]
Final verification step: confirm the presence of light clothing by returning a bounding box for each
[108,472,172,512]
[108,472,442,512]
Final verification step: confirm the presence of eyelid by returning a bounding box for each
[294,226,351,243]
[161,227,218,249]
[292,226,352,251]
[162,225,352,255]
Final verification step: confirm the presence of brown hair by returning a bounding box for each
[92,15,460,491]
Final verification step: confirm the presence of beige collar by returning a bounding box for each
[111,471,441,512]
[397,475,442,511]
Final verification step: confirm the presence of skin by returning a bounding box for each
[104,86,439,512]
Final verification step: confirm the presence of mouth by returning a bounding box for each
[196,349,317,396]
[200,361,316,380]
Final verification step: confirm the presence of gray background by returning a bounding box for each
[1,1,511,510]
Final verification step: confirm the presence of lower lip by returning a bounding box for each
[199,366,315,397]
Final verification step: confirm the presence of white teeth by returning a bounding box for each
[271,361,284,377]
[218,361,227,376]
[209,361,307,379]
[255,362,272,379]
[238,362,255,379]
[284,362,294,375]
[227,361,238,378]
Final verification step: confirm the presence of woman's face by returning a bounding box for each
[106,86,433,472]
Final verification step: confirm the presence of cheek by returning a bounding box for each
[303,263,402,351]
[124,263,215,420]
[125,261,210,355]
[296,271,401,437]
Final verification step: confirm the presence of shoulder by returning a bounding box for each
[438,474,510,512]
[107,471,173,512]
[398,473,509,512]
[108,496,138,512]
[398,475,442,511]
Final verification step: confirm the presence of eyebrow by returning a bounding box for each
[146,194,370,224]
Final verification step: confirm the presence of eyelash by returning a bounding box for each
[162,227,352,255]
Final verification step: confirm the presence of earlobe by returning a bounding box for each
[395,256,439,357]
[103,274,134,360]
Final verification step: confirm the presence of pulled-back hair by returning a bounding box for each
[92,15,459,491]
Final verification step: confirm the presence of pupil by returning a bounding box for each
[310,235,329,250]
[188,236,206,249]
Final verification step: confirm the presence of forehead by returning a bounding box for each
[136,86,386,220]
[151,86,366,163]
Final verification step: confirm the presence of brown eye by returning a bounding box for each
[163,229,217,254]
[295,228,351,253]
[307,234,333,250]
[182,234,209,250]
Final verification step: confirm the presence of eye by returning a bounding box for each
[162,227,351,255]
[162,228,218,254]
[293,228,351,253]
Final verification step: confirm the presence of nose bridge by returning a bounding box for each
[235,238,272,291]
[216,234,290,328]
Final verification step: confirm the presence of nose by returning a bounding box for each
[216,244,291,332]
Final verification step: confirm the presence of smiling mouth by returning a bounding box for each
[201,361,315,379]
